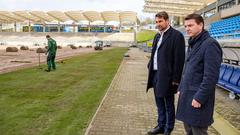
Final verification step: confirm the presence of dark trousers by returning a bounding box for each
[184,123,208,135]
[153,71,175,132]
[47,54,56,70]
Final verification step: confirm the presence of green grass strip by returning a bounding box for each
[0,47,128,135]
[137,30,156,43]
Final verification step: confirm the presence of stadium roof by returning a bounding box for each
[143,0,217,17]
[0,10,138,24]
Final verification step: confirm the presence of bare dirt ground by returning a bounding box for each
[0,46,112,74]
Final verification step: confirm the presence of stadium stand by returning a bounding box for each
[0,11,138,48]
[209,15,240,39]
[0,32,135,48]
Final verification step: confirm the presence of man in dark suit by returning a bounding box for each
[176,14,222,135]
[146,11,185,135]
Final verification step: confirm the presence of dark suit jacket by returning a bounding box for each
[146,26,185,97]
[176,31,222,127]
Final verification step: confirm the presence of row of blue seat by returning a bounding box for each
[210,30,240,36]
[211,24,240,30]
[218,64,240,96]
[209,15,240,39]
[211,33,240,39]
[211,27,240,33]
[211,16,240,26]
[211,21,240,27]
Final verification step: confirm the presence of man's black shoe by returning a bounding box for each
[45,69,50,72]
[147,126,164,135]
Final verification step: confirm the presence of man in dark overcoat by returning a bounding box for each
[176,14,222,135]
[146,11,185,135]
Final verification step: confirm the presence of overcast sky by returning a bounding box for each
[0,0,155,20]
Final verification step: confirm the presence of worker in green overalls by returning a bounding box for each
[45,35,57,72]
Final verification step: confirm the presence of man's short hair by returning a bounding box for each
[155,11,169,20]
[185,14,204,26]
[46,35,50,38]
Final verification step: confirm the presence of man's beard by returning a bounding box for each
[157,26,164,31]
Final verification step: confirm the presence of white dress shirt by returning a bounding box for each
[153,26,170,70]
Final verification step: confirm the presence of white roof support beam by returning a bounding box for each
[143,8,187,17]
[64,13,78,22]
[145,0,204,7]
[101,11,120,22]
[144,5,196,13]
[184,0,216,5]
[144,3,197,11]
[30,11,55,22]
[13,11,40,22]
[64,11,89,23]
[120,11,137,24]
[0,11,24,22]
[47,11,70,22]
[83,11,103,22]
[143,0,217,16]
[0,10,138,27]
[0,16,12,23]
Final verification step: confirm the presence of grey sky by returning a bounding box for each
[0,0,155,20]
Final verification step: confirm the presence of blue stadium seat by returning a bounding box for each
[225,67,240,94]
[218,65,234,86]
[219,64,227,80]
